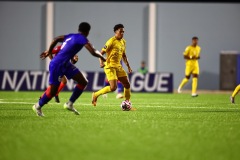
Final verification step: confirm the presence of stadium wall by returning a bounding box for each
[0,2,240,90]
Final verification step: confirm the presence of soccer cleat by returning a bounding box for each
[191,93,198,97]
[177,87,182,93]
[230,96,235,104]
[102,94,108,98]
[92,92,98,106]
[32,104,44,117]
[116,93,124,99]
[54,96,60,103]
[64,102,80,115]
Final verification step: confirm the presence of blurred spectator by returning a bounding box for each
[138,61,148,74]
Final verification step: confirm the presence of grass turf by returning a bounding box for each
[0,91,240,160]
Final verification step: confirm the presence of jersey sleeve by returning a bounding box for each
[82,37,89,45]
[52,45,62,55]
[102,38,113,52]
[183,46,190,56]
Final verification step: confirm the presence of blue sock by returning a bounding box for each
[39,93,52,107]
[69,84,85,103]
[117,82,123,93]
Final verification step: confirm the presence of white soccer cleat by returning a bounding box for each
[32,103,44,117]
[116,93,124,99]
[177,87,182,93]
[102,94,108,98]
[64,102,80,115]
[192,93,198,97]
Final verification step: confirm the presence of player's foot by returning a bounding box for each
[116,93,124,99]
[32,103,44,117]
[102,94,108,98]
[92,92,98,106]
[55,96,60,103]
[64,102,80,115]
[177,87,182,93]
[191,93,198,97]
[230,96,235,104]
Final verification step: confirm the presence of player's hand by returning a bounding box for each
[40,50,48,60]
[100,61,105,68]
[100,57,106,62]
[128,67,132,73]
[71,55,78,64]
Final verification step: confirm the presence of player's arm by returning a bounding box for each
[195,48,201,60]
[40,35,65,60]
[84,42,106,62]
[99,50,106,68]
[122,53,132,73]
[183,47,191,60]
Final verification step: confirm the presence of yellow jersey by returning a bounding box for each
[102,36,126,68]
[183,45,201,66]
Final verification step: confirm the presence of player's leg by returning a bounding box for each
[191,74,199,97]
[116,80,124,99]
[230,84,240,104]
[33,64,60,116]
[118,73,136,111]
[118,76,130,101]
[64,64,88,115]
[102,79,110,98]
[191,64,199,97]
[117,67,131,101]
[92,67,118,106]
[178,65,191,93]
[54,75,67,103]
[93,80,117,106]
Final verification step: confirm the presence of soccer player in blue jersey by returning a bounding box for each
[32,22,106,117]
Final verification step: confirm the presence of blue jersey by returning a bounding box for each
[51,33,88,65]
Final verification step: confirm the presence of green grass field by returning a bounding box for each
[0,91,240,160]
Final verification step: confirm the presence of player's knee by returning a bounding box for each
[62,78,67,84]
[123,82,130,89]
[78,78,88,87]
[193,74,198,78]
[185,75,190,79]
[110,85,117,91]
[83,79,88,86]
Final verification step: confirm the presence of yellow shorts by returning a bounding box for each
[104,66,127,81]
[185,64,199,76]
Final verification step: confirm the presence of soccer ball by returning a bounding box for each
[120,100,132,111]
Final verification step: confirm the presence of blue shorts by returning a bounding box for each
[49,61,80,85]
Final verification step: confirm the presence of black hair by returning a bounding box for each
[192,36,199,40]
[78,22,91,33]
[114,24,124,32]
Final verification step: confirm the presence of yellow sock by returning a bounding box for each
[232,85,240,98]
[192,77,198,94]
[124,88,131,100]
[179,78,189,89]
[94,86,111,97]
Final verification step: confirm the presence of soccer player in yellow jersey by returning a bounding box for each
[178,37,201,97]
[92,24,133,106]
[230,85,240,103]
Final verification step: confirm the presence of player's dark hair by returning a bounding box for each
[192,36,199,40]
[78,22,91,33]
[114,24,124,32]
